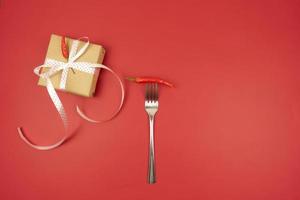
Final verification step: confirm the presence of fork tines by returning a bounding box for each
[145,83,159,102]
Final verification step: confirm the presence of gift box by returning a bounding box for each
[18,34,125,151]
[38,34,106,97]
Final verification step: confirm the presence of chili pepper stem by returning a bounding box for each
[125,77,137,82]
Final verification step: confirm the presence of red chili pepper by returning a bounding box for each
[61,36,69,59]
[61,36,75,74]
[126,76,174,88]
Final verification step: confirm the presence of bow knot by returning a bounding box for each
[34,37,93,90]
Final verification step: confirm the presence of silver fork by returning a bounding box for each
[145,83,159,184]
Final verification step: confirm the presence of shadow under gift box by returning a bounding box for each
[38,34,106,97]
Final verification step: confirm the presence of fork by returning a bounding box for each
[145,83,159,184]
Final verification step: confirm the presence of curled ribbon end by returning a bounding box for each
[17,126,67,151]
[76,106,100,123]
[76,64,125,124]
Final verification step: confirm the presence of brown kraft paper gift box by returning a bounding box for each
[38,34,105,97]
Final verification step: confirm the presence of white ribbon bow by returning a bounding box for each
[17,37,125,150]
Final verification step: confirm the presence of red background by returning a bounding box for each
[1,0,300,199]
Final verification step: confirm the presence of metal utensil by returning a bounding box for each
[145,83,159,184]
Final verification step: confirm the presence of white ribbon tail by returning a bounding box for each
[17,78,69,150]
[17,127,67,151]
[17,38,89,150]
[76,65,125,123]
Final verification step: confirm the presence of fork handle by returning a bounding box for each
[148,115,156,184]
